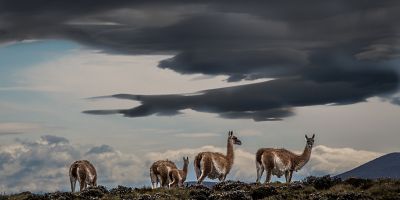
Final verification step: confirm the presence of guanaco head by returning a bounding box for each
[183,156,189,166]
[305,134,315,148]
[228,131,242,145]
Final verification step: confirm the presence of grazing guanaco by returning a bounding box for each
[150,160,177,188]
[168,157,189,188]
[69,160,97,192]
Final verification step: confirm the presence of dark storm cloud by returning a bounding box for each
[84,68,397,121]
[1,0,400,120]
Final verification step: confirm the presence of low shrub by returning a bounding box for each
[251,185,278,199]
[79,187,106,199]
[304,175,342,190]
[209,190,250,200]
[345,177,374,189]
[109,185,133,196]
[213,181,251,191]
[189,188,211,200]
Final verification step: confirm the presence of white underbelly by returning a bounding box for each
[86,170,96,183]
[272,154,290,177]
[207,158,225,179]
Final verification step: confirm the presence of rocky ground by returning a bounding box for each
[1,176,400,200]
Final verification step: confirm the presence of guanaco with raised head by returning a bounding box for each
[255,134,315,183]
[194,131,242,184]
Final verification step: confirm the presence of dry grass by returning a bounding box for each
[1,177,400,200]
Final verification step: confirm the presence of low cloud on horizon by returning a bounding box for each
[0,135,382,193]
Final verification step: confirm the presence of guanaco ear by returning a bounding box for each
[312,134,315,139]
[229,131,233,136]
[305,134,308,139]
[186,156,189,160]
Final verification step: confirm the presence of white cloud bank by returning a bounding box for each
[298,145,383,177]
[0,135,382,193]
[0,135,145,193]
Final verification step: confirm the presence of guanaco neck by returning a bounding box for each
[294,143,312,170]
[226,138,234,166]
[182,162,188,176]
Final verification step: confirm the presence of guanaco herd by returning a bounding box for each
[69,131,315,191]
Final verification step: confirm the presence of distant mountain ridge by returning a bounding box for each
[337,152,400,179]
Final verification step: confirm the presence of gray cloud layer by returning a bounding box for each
[1,1,399,120]
[85,69,397,121]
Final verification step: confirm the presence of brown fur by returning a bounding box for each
[256,134,315,184]
[69,160,97,192]
[194,131,242,184]
[168,157,189,188]
[150,160,177,188]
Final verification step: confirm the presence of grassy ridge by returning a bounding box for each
[2,176,400,200]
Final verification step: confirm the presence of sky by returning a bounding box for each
[0,0,400,193]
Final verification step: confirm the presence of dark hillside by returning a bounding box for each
[337,152,400,180]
